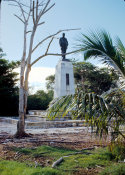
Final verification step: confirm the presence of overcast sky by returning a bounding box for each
[1,0,125,92]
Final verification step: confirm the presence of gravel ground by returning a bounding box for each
[0,121,111,151]
[0,121,91,135]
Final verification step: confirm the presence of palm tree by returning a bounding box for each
[47,30,125,140]
[77,30,125,80]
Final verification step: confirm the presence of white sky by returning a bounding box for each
[15,67,55,93]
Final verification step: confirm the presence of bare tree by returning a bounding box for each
[7,0,79,137]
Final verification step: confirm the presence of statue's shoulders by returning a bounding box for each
[60,37,63,40]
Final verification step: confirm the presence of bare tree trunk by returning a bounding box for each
[10,0,79,138]
[15,65,27,137]
[15,21,28,137]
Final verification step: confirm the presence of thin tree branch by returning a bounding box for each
[26,31,32,34]
[8,0,30,8]
[42,0,51,14]
[26,0,32,22]
[14,14,24,23]
[38,1,55,21]
[17,1,26,21]
[9,3,29,15]
[8,0,26,21]
[20,2,30,8]
[8,3,19,7]
[31,49,81,66]
[39,1,46,7]
[32,1,35,25]
[43,3,55,15]
[45,37,54,54]
[36,0,38,19]
[38,21,45,26]
[32,28,81,53]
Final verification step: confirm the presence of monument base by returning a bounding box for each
[54,59,75,98]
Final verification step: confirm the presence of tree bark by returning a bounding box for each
[12,0,79,138]
[15,20,28,137]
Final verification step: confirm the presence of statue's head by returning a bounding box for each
[63,33,65,37]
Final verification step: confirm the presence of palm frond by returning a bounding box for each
[78,30,125,79]
[47,88,125,139]
[116,37,125,63]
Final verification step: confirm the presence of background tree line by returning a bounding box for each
[0,49,19,115]
[46,61,118,95]
[0,47,119,116]
[0,49,53,116]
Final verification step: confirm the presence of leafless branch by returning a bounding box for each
[45,37,54,54]
[8,3,19,7]
[26,0,32,22]
[36,0,38,19]
[26,31,32,34]
[38,0,55,20]
[20,2,30,9]
[43,3,55,14]
[42,0,51,14]
[32,28,81,53]
[8,0,26,21]
[6,0,29,8]
[32,1,35,25]
[31,49,81,66]
[38,21,45,26]
[14,14,25,23]
[17,1,26,21]
[39,0,46,7]
[23,10,29,15]
[9,3,29,15]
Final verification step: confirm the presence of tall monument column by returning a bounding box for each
[54,33,75,98]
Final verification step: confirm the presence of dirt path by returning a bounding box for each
[0,121,111,149]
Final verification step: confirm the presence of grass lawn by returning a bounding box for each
[0,145,125,175]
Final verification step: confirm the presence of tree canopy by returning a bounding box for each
[74,61,118,95]
[27,90,53,111]
[46,74,55,91]
[0,50,19,115]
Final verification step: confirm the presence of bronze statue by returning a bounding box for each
[59,33,68,60]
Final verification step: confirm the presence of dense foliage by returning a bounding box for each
[27,90,53,110]
[46,74,55,91]
[74,61,118,94]
[27,75,54,111]
[0,48,53,115]
[0,52,19,116]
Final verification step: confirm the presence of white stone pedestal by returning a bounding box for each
[54,59,75,98]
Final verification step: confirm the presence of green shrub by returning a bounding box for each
[109,142,125,161]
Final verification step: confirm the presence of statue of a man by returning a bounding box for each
[59,33,68,60]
